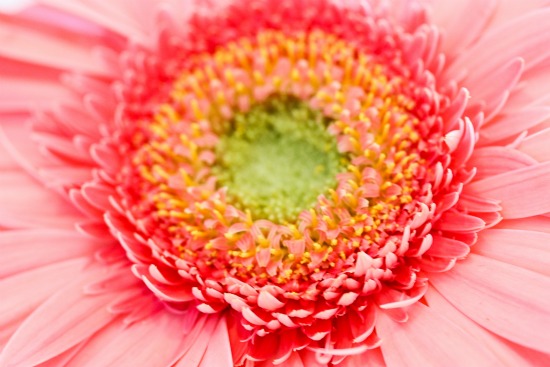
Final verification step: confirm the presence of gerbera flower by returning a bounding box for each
[1,0,550,365]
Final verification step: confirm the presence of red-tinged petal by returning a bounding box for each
[456,193,502,213]
[139,271,195,303]
[0,229,103,278]
[377,302,503,367]
[473,229,550,276]
[258,289,285,311]
[0,265,123,367]
[433,211,485,233]
[349,307,376,343]
[198,317,234,367]
[431,254,550,354]
[247,331,279,362]
[424,287,546,367]
[81,182,114,211]
[275,351,305,367]
[466,162,550,219]
[518,127,550,162]
[426,235,470,259]
[66,309,199,367]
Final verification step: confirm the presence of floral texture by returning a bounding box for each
[1,0,550,366]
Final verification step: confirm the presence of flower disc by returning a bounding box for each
[57,0,500,364]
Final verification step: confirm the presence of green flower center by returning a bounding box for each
[213,96,345,222]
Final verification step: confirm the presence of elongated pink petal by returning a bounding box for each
[199,317,233,367]
[424,287,548,367]
[0,117,57,178]
[66,309,200,367]
[0,229,103,278]
[426,235,470,259]
[341,347,386,367]
[0,171,85,228]
[377,302,502,367]
[496,216,550,233]
[173,316,220,367]
[518,127,550,162]
[428,0,497,59]
[473,229,550,276]
[466,162,550,218]
[431,254,550,354]
[0,259,90,340]
[464,58,524,118]
[467,146,536,181]
[447,8,550,78]
[433,211,485,232]
[0,11,113,76]
[0,59,74,112]
[37,0,161,44]
[480,107,550,144]
[0,265,125,367]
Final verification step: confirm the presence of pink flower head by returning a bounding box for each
[1,0,550,366]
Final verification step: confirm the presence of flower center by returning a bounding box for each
[213,95,344,222]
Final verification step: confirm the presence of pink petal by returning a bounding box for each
[0,171,85,228]
[66,309,201,367]
[0,59,74,112]
[424,287,548,366]
[0,229,103,278]
[464,58,524,118]
[0,10,113,76]
[377,302,502,367]
[173,316,221,367]
[0,265,123,366]
[431,254,550,354]
[433,211,485,233]
[467,146,536,181]
[38,0,156,44]
[0,259,90,346]
[342,348,386,367]
[199,317,233,367]
[426,235,470,259]
[456,193,502,213]
[473,229,550,276]
[496,216,550,234]
[518,127,550,162]
[447,8,550,78]
[466,162,550,218]
[428,0,497,59]
[35,343,86,367]
[0,116,57,178]
[480,107,550,144]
